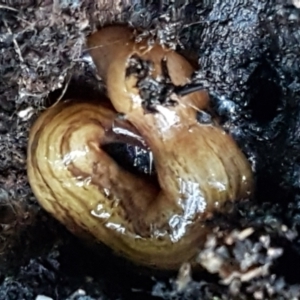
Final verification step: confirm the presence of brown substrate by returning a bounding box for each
[1,1,300,299]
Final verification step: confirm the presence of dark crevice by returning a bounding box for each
[102,143,156,177]
[247,61,282,124]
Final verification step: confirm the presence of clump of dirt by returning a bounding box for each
[1,0,300,299]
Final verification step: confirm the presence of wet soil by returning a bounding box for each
[1,0,300,299]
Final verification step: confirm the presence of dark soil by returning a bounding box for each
[1,0,300,299]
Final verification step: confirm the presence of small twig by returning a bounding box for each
[50,74,72,107]
[183,20,205,29]
[0,5,18,12]
[4,20,24,63]
[19,91,49,98]
[84,38,128,52]
[175,83,205,96]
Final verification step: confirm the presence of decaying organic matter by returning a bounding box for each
[1,0,300,299]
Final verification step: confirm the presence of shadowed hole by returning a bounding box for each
[247,61,282,124]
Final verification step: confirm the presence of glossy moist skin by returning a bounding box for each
[27,26,254,270]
